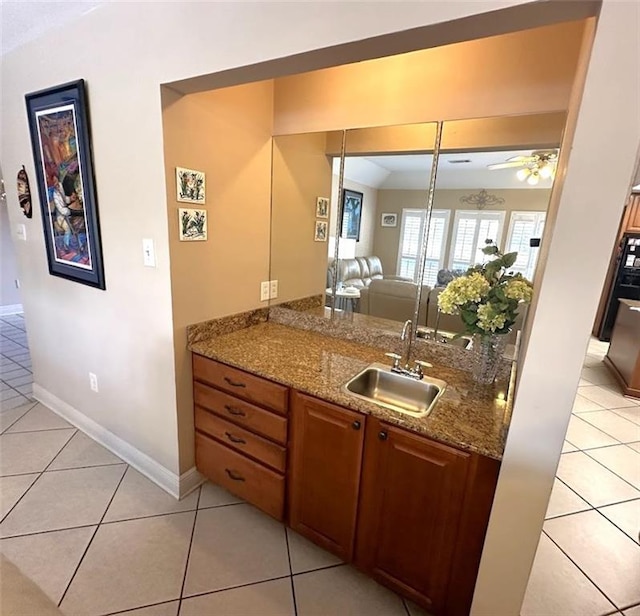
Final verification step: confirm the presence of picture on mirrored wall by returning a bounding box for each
[314,220,328,242]
[179,208,207,241]
[316,196,329,218]
[340,188,363,241]
[25,79,106,289]
[176,167,206,204]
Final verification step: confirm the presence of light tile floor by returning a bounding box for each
[522,338,640,616]
[0,313,34,409]
[2,322,638,615]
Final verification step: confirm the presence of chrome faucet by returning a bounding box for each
[385,319,433,380]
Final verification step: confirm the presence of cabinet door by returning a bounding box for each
[289,392,365,561]
[627,195,640,232]
[356,417,470,614]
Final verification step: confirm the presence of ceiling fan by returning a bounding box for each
[487,150,559,185]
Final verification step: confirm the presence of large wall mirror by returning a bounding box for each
[269,111,565,352]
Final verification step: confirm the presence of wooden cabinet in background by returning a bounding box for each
[625,195,640,233]
[288,392,366,561]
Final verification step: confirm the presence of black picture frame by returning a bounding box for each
[25,79,106,289]
[340,188,363,241]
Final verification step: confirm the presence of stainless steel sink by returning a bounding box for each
[342,363,447,418]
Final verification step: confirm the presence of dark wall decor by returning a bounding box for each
[340,188,363,241]
[25,80,105,289]
[17,166,33,218]
[459,189,505,210]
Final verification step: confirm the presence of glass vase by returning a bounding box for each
[471,333,507,384]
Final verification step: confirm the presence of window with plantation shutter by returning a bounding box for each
[397,209,450,286]
[506,211,546,280]
[449,210,505,270]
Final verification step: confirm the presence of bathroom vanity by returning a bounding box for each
[189,320,511,616]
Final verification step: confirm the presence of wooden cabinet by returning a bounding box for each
[288,392,365,561]
[355,417,500,616]
[625,195,640,233]
[193,355,288,521]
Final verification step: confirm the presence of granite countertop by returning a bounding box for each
[189,322,513,460]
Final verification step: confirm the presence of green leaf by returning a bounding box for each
[502,252,518,268]
[461,310,477,325]
[481,245,499,255]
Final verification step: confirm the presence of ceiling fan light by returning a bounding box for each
[539,164,554,179]
[527,171,540,186]
[516,168,531,181]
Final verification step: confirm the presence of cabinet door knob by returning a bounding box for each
[378,430,388,441]
[352,420,361,430]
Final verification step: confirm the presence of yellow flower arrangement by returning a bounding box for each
[438,241,533,336]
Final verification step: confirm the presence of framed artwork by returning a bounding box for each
[340,189,363,241]
[381,212,398,227]
[25,79,106,289]
[179,208,207,241]
[17,166,33,219]
[314,220,328,242]
[316,196,329,218]
[176,167,206,204]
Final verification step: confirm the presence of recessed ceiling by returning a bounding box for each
[333,150,555,190]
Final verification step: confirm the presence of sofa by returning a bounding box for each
[327,256,409,289]
[359,279,431,324]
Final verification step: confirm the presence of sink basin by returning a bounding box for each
[343,363,447,418]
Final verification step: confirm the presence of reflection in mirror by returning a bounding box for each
[329,123,438,332]
[423,112,566,348]
[269,130,343,311]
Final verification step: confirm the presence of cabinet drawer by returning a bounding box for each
[195,406,286,473]
[194,382,287,445]
[195,431,285,521]
[193,355,288,415]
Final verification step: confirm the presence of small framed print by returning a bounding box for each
[176,167,206,204]
[381,213,398,227]
[179,208,207,241]
[316,196,329,218]
[314,220,328,242]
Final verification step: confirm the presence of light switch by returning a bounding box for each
[142,238,156,267]
[15,224,26,241]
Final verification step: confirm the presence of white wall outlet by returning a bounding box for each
[15,224,26,241]
[89,372,99,392]
[270,279,278,299]
[142,238,156,267]
[260,281,270,302]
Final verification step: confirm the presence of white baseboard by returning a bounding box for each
[33,384,204,499]
[0,304,23,316]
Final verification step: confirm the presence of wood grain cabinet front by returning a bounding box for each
[355,417,499,616]
[288,392,366,562]
[192,355,289,521]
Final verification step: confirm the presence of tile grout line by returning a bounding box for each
[0,427,77,526]
[57,463,130,608]
[177,485,202,613]
[103,599,180,616]
[284,527,299,616]
[541,529,621,612]
[580,447,640,494]
[41,429,80,473]
[402,597,412,616]
[0,401,38,434]
[180,573,293,602]
[7,426,79,435]
[591,505,640,548]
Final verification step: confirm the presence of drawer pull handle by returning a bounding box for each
[225,468,245,482]
[225,431,246,445]
[224,376,246,388]
[224,405,246,417]
[352,420,361,430]
[378,431,388,441]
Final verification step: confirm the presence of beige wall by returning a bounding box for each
[373,188,551,276]
[271,133,333,303]
[273,20,586,134]
[162,82,274,471]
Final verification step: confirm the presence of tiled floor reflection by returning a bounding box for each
[0,313,33,410]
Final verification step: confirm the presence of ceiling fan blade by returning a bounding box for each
[505,155,531,162]
[487,161,528,170]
